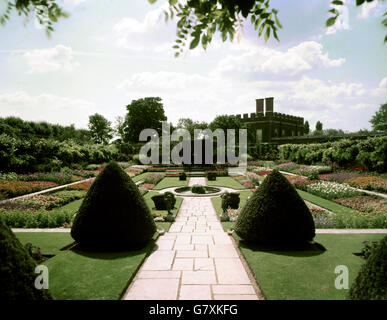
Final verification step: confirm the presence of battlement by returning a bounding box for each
[236,112,303,124]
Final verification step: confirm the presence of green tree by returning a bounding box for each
[88,113,113,145]
[123,97,167,143]
[315,121,323,132]
[370,103,387,132]
[177,118,208,137]
[304,120,310,135]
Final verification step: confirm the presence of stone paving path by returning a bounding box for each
[123,196,260,300]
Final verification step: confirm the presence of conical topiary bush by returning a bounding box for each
[348,235,387,300]
[234,169,315,245]
[0,218,52,300]
[71,161,156,250]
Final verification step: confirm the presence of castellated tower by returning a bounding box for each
[235,98,304,143]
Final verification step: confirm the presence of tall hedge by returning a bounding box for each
[0,218,52,300]
[348,235,387,300]
[278,136,387,172]
[234,169,315,245]
[71,161,156,249]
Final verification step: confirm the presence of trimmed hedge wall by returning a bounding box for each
[278,136,387,172]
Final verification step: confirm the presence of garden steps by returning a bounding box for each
[122,196,262,300]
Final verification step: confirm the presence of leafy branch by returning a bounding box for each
[0,0,68,37]
[326,0,387,43]
[154,0,282,57]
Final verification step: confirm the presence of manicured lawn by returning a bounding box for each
[153,177,188,190]
[235,233,386,300]
[296,189,361,215]
[52,198,83,213]
[131,172,152,183]
[15,232,74,255]
[206,177,246,190]
[44,240,155,300]
[15,231,160,300]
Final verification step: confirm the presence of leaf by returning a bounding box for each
[274,14,282,29]
[329,8,339,15]
[356,0,365,6]
[189,35,200,49]
[264,26,270,42]
[147,0,158,4]
[332,0,344,5]
[258,21,265,36]
[273,29,279,41]
[326,16,337,27]
[169,0,178,6]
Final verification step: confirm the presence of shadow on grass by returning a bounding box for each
[69,239,156,260]
[238,240,327,257]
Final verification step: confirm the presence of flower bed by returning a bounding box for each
[319,172,366,183]
[0,190,86,211]
[0,209,75,228]
[333,196,386,215]
[345,176,387,192]
[143,173,165,185]
[306,181,363,200]
[147,167,167,172]
[141,183,155,190]
[246,172,261,186]
[0,180,58,199]
[66,181,94,191]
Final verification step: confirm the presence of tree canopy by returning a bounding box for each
[88,113,113,145]
[370,102,387,132]
[123,97,167,143]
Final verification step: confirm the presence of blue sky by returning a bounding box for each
[0,0,386,132]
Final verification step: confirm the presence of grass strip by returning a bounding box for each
[153,177,188,190]
[234,233,385,300]
[296,189,361,215]
[15,232,74,255]
[206,177,247,190]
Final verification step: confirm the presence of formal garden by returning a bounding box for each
[1,133,386,300]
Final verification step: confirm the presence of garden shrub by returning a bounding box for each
[207,171,217,181]
[191,185,206,194]
[71,161,156,250]
[348,235,387,300]
[221,192,240,211]
[234,169,315,246]
[179,172,187,181]
[151,192,176,210]
[0,218,52,300]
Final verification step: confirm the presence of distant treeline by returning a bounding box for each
[0,116,91,144]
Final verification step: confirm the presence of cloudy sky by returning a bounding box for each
[0,0,386,132]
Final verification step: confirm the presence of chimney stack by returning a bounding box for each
[265,97,274,113]
[256,98,264,114]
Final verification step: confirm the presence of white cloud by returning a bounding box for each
[22,45,79,74]
[212,41,345,80]
[357,0,382,19]
[112,2,175,54]
[379,77,387,88]
[116,69,378,132]
[0,91,94,128]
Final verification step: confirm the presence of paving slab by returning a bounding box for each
[123,197,260,300]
